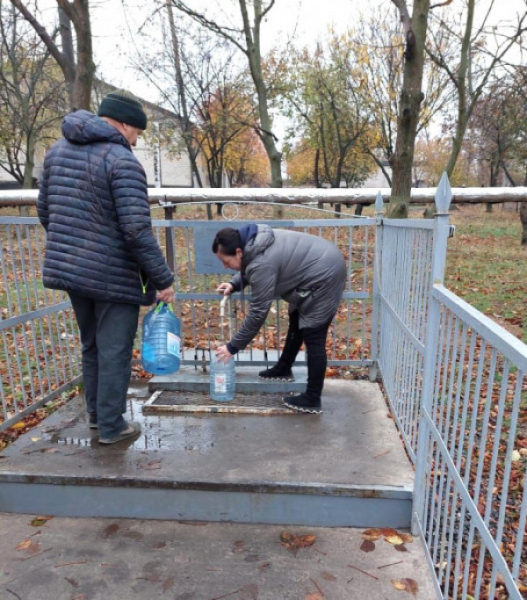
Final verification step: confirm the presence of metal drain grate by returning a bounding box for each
[143,390,296,415]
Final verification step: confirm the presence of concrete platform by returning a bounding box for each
[150,365,308,394]
[0,512,438,599]
[0,379,415,528]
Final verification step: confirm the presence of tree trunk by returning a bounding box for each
[389,0,430,218]
[10,0,94,111]
[520,201,527,245]
[240,0,282,190]
[69,0,95,110]
[58,7,75,104]
[165,0,204,193]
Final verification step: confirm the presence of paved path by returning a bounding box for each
[0,512,437,600]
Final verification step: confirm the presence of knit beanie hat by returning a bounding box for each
[97,89,147,130]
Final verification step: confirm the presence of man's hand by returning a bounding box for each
[215,344,233,364]
[157,286,174,304]
[217,282,234,296]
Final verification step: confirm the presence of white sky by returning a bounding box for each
[34,0,527,126]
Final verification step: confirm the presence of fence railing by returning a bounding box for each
[149,207,375,368]
[2,184,526,598]
[0,198,375,433]
[414,284,527,599]
[375,174,527,599]
[0,217,81,433]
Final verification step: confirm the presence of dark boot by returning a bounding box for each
[259,311,303,381]
[283,348,326,414]
[282,320,330,414]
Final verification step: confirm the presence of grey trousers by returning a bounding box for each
[68,293,140,439]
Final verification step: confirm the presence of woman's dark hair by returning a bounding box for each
[212,227,242,256]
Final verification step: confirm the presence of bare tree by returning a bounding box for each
[170,0,283,188]
[388,0,431,217]
[9,0,95,110]
[427,0,527,179]
[0,1,67,192]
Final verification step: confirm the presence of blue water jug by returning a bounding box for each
[209,354,236,402]
[141,302,181,375]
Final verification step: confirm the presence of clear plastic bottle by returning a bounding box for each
[209,354,236,401]
[141,302,181,375]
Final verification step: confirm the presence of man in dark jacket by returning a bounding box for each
[213,225,346,414]
[37,90,174,444]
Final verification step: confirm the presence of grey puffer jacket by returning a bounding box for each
[229,225,346,350]
[37,110,173,305]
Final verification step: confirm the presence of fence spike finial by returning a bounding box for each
[435,172,452,213]
[375,191,384,214]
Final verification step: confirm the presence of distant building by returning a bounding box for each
[1,80,210,190]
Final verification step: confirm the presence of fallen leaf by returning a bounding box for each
[31,437,41,442]
[16,539,32,551]
[304,594,323,600]
[139,460,162,470]
[391,578,419,595]
[280,531,294,543]
[381,528,398,537]
[162,577,174,592]
[394,544,408,552]
[26,541,42,555]
[385,534,405,545]
[297,534,316,548]
[30,515,53,527]
[102,523,119,538]
[360,540,375,553]
[280,531,316,554]
[12,422,26,430]
[362,528,382,541]
[398,533,414,544]
[320,571,337,581]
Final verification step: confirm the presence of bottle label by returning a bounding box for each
[214,375,227,393]
[167,332,181,357]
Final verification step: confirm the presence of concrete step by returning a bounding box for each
[152,349,308,394]
[0,380,414,529]
[150,364,307,394]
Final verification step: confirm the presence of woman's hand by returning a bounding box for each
[217,282,234,296]
[215,344,233,364]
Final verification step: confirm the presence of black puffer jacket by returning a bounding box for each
[37,110,173,305]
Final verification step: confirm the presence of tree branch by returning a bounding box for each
[8,0,66,72]
[171,1,247,55]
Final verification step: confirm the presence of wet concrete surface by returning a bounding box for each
[0,380,413,490]
[0,511,438,600]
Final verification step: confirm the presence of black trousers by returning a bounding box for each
[281,310,332,398]
[69,293,139,439]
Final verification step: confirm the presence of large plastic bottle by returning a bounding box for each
[209,354,236,402]
[141,302,181,375]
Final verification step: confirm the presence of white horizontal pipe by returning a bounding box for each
[1,186,527,207]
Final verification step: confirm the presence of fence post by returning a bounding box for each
[164,205,175,273]
[369,192,384,382]
[412,173,453,534]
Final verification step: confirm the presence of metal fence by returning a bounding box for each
[0,199,375,434]
[376,175,527,598]
[149,202,375,369]
[0,217,81,433]
[2,184,526,597]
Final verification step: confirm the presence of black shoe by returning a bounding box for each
[259,363,294,381]
[88,413,98,430]
[282,393,322,414]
